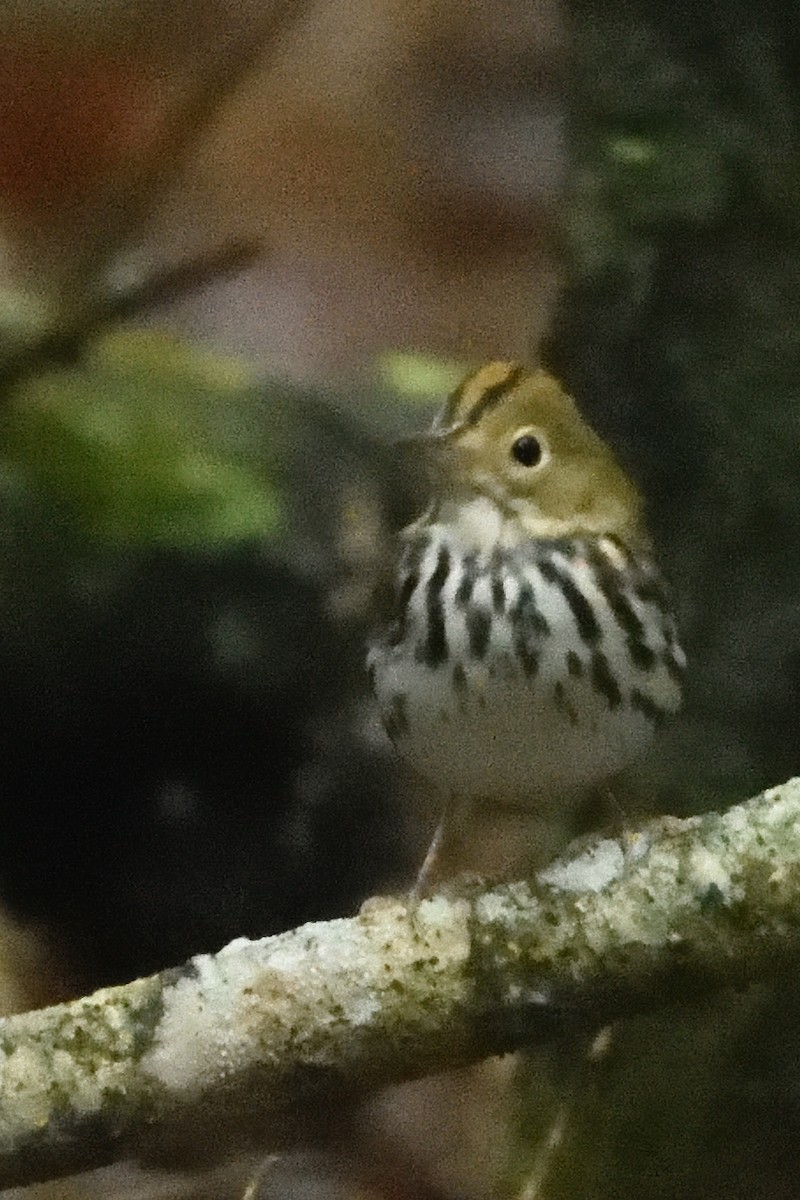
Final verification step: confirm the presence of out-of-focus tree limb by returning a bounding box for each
[2,779,800,1190]
[0,237,262,391]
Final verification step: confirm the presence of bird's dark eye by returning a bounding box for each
[511,434,542,467]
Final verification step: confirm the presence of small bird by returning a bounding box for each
[368,362,684,892]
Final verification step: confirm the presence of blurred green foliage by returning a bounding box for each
[376,350,466,403]
[0,328,281,546]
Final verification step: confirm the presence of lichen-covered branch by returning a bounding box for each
[3,779,800,1189]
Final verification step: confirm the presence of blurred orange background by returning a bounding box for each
[0,0,565,383]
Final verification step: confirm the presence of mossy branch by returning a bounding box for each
[2,779,800,1189]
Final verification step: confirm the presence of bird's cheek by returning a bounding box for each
[527,474,566,519]
[472,470,513,512]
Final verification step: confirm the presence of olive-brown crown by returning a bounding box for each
[431,362,648,551]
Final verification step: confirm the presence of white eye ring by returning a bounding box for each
[509,427,549,469]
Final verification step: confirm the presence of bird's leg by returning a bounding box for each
[413,800,571,896]
[411,795,463,899]
[570,777,632,847]
[600,785,629,838]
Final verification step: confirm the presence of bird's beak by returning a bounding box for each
[395,422,464,451]
[394,425,462,484]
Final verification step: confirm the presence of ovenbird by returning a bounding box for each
[368,362,684,890]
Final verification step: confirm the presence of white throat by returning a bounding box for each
[433,494,515,551]
[430,493,588,551]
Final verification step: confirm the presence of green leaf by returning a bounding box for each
[376,351,466,402]
[1,328,281,547]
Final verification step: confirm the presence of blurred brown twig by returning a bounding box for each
[0,236,263,394]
